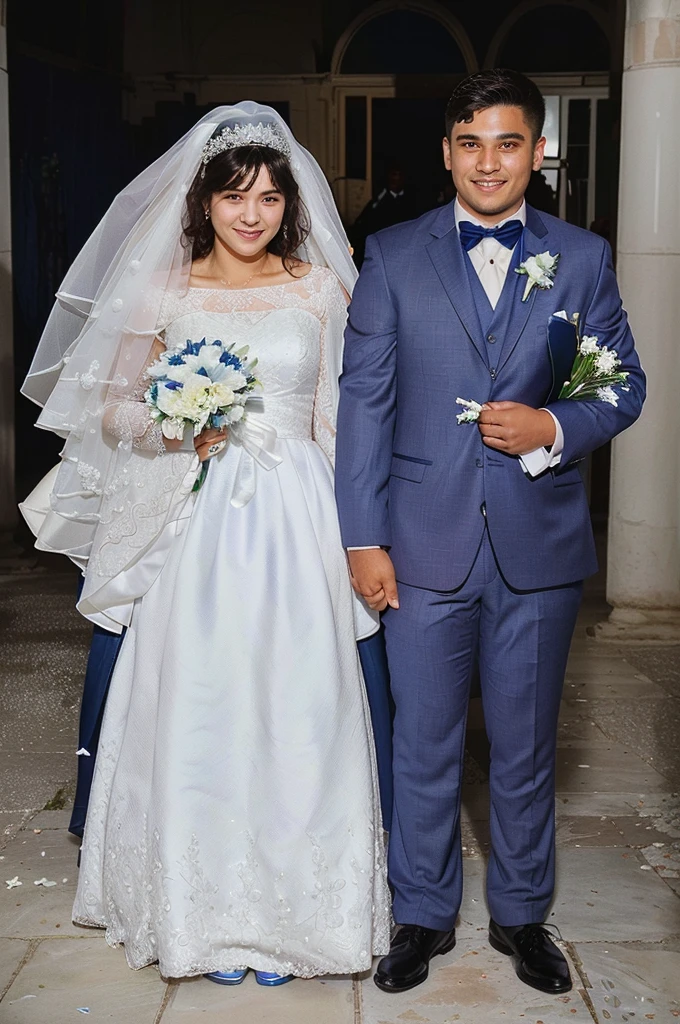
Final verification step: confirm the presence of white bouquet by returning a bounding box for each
[554,311,629,406]
[144,338,260,440]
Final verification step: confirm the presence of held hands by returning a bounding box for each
[347,549,399,613]
[477,402,556,455]
[164,426,229,462]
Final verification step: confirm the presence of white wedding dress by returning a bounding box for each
[72,265,391,978]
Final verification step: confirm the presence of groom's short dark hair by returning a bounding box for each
[445,69,545,143]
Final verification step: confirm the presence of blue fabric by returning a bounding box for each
[68,620,126,838]
[545,313,579,404]
[68,616,394,837]
[358,626,394,831]
[383,530,583,929]
[335,202,646,592]
[458,218,524,251]
[335,200,645,927]
[461,233,526,369]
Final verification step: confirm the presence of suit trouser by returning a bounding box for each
[69,618,123,837]
[68,610,394,837]
[383,528,583,930]
[357,624,395,832]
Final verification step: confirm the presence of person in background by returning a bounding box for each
[350,164,417,266]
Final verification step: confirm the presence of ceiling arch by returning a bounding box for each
[331,0,478,76]
[484,0,611,69]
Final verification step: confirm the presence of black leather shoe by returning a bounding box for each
[374,924,456,993]
[489,919,572,994]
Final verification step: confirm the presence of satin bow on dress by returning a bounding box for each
[227,401,283,508]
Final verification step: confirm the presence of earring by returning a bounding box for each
[204,209,210,221]
[282,224,289,240]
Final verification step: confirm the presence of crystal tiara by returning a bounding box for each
[201,122,292,166]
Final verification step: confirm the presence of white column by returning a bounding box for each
[0,8,20,566]
[595,0,680,641]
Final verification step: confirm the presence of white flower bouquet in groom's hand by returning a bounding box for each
[144,337,260,440]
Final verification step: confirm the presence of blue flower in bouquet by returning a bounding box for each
[144,338,260,440]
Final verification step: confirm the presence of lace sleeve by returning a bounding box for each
[313,274,348,465]
[103,339,166,456]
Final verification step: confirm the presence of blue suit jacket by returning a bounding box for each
[335,203,646,591]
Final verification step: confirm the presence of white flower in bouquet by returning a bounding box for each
[594,348,619,375]
[596,385,619,406]
[154,374,237,437]
[147,358,192,384]
[217,365,250,392]
[579,335,599,355]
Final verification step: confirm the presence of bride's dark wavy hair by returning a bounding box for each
[183,145,311,271]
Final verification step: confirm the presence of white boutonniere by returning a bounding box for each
[455,397,484,424]
[515,251,560,301]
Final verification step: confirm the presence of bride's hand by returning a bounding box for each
[195,427,229,463]
[162,435,184,453]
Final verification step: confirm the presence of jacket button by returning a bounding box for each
[487,333,496,343]
[475,458,483,468]
[490,367,497,379]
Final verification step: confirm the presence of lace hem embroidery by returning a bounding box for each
[74,755,391,978]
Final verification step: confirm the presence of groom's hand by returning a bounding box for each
[347,549,399,612]
[478,402,556,455]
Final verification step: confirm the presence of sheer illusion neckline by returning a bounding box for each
[187,263,320,293]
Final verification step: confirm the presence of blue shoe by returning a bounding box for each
[204,968,248,985]
[255,971,294,986]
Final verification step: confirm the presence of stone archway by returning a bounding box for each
[331,0,478,77]
[483,0,611,69]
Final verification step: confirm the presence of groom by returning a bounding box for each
[335,68,645,995]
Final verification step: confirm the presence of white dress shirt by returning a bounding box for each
[454,199,563,477]
[455,199,524,310]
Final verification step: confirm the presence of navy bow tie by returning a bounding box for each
[459,219,524,252]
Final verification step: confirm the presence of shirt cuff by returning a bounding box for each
[347,546,381,550]
[519,410,564,477]
[546,409,564,460]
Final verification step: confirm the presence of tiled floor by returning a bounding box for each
[1,569,679,1022]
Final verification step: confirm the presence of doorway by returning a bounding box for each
[371,97,448,215]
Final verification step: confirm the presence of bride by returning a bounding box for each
[22,103,391,984]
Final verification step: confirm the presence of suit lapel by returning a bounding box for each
[426,205,488,367]
[495,205,549,375]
